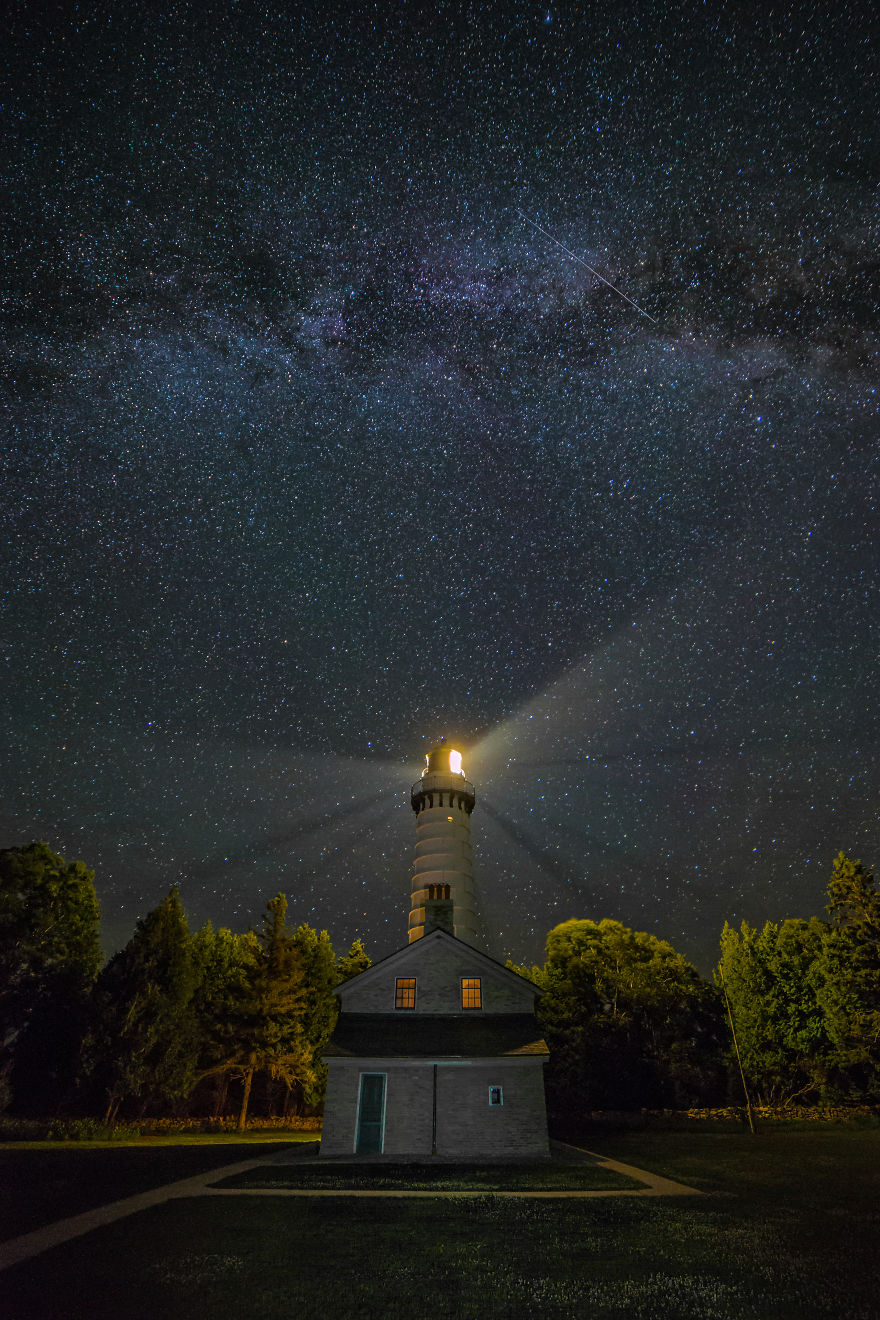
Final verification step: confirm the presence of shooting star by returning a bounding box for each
[516,209,658,324]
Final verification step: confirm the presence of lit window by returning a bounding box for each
[461,977,482,1009]
[395,978,416,1010]
[489,1086,503,1106]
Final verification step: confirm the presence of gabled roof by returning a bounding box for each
[334,928,542,1002]
[324,1013,549,1059]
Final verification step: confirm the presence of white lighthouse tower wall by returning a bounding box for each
[409,745,479,943]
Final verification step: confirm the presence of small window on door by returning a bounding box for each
[489,1086,503,1106]
[395,977,416,1009]
[461,977,482,1009]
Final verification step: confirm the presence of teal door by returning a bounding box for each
[356,1074,385,1153]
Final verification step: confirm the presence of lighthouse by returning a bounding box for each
[408,738,479,944]
[319,735,550,1159]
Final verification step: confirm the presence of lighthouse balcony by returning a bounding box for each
[411,777,475,813]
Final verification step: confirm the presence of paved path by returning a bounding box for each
[557,1143,703,1197]
[0,1143,700,1271]
[0,1157,274,1272]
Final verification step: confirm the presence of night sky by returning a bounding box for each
[2,1,878,972]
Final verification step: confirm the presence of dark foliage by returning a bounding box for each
[511,918,726,1124]
[2,842,878,1122]
[0,841,101,1112]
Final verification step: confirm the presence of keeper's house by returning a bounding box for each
[320,743,550,1159]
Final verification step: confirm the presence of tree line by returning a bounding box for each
[509,852,879,1123]
[0,842,369,1125]
[1,841,878,1126]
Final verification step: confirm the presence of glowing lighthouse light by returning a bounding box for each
[422,746,464,777]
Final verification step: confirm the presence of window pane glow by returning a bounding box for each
[461,977,482,1008]
[395,978,416,1009]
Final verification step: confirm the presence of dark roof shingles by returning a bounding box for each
[324,1013,549,1058]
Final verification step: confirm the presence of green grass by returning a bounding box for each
[0,1131,318,1150]
[216,1159,635,1191]
[2,1131,879,1319]
[588,1126,880,1206]
[0,1139,316,1242]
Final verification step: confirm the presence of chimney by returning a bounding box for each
[423,884,455,936]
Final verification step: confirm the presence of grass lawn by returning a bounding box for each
[216,1159,635,1191]
[2,1130,879,1319]
[0,1135,316,1243]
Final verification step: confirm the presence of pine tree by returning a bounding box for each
[288,925,337,1113]
[718,918,833,1105]
[233,894,307,1130]
[189,905,370,1124]
[336,938,371,984]
[820,852,880,1098]
[827,852,880,935]
[190,923,260,1117]
[87,887,198,1120]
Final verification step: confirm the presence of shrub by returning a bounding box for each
[0,1114,322,1141]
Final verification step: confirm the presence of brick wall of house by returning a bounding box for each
[382,1065,434,1155]
[323,931,549,1160]
[320,1062,362,1155]
[435,1059,549,1158]
[338,936,538,1015]
[321,1057,549,1158]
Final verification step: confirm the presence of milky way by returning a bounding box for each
[2,2,878,969]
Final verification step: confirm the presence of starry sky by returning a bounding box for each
[2,0,878,972]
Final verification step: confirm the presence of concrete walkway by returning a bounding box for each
[556,1142,703,1197]
[0,1156,275,1272]
[0,1143,700,1271]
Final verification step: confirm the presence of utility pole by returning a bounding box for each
[718,961,757,1135]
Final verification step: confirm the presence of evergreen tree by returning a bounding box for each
[0,842,101,1111]
[286,931,373,1111]
[232,893,308,1130]
[827,851,880,935]
[87,887,198,1120]
[336,938,371,984]
[190,923,260,1117]
[287,925,338,1112]
[820,852,880,1098]
[189,917,372,1119]
[718,918,833,1104]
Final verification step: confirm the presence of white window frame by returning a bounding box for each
[394,976,417,1010]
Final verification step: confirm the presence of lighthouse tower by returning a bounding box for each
[408,739,478,944]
